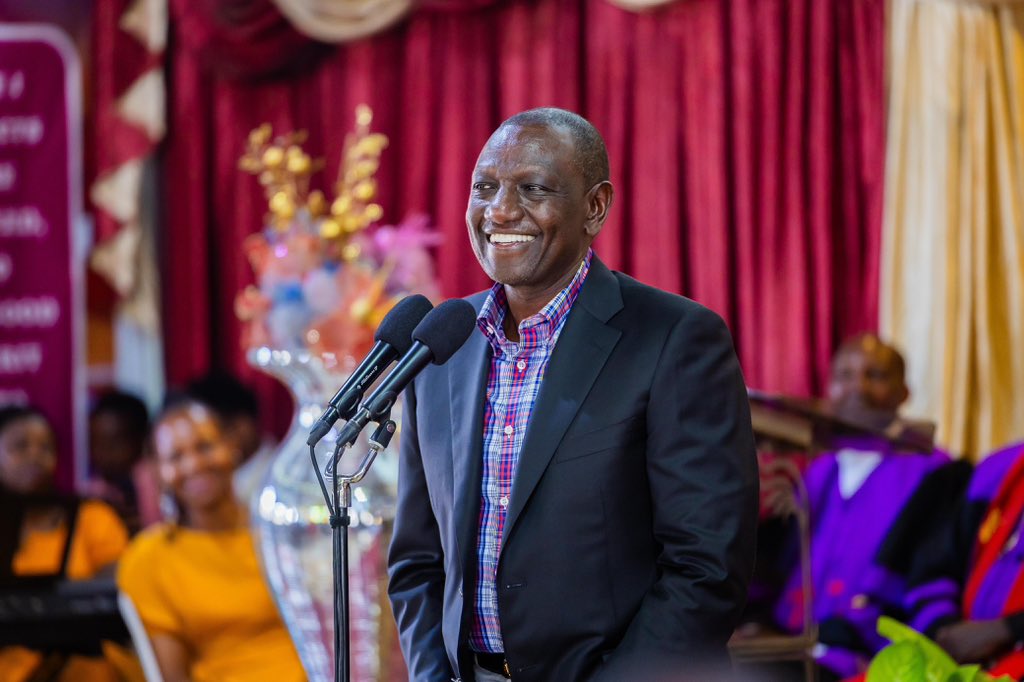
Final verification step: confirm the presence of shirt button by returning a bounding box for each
[504,424,514,436]
[516,360,526,371]
[499,496,509,508]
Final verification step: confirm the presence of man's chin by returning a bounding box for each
[482,263,533,287]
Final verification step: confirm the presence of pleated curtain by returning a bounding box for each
[882,0,1024,459]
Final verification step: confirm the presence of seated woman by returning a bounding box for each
[0,405,130,682]
[117,396,304,682]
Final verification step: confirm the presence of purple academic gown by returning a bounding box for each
[775,446,947,677]
[905,442,1024,634]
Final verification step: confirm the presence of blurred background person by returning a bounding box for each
[892,439,1024,678]
[0,405,130,682]
[85,390,161,532]
[0,405,128,579]
[761,335,951,680]
[116,396,303,682]
[185,371,277,508]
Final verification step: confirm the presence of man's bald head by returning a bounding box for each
[834,333,907,382]
[828,333,910,424]
[493,108,610,190]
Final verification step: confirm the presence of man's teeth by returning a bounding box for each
[489,234,536,244]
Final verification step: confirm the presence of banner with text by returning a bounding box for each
[0,25,84,491]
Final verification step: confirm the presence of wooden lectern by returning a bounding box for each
[728,390,935,682]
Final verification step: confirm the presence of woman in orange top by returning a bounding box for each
[117,397,304,682]
[0,405,130,682]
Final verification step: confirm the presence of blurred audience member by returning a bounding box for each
[0,405,130,682]
[770,335,949,680]
[0,405,128,578]
[900,440,1024,677]
[85,390,161,531]
[185,371,276,507]
[117,397,303,682]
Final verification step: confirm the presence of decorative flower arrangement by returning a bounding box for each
[235,106,442,369]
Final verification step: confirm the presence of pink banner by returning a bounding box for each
[0,25,84,492]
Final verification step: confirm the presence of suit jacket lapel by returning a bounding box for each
[502,258,623,545]
[449,308,490,573]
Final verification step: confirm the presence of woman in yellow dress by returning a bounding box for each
[117,397,305,682]
[0,405,130,682]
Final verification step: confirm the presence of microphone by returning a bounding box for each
[306,294,434,446]
[331,298,477,451]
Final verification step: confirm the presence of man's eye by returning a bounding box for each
[472,182,493,192]
[523,184,545,192]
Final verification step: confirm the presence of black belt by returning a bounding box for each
[475,652,511,678]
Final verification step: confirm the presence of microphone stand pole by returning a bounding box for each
[311,416,397,682]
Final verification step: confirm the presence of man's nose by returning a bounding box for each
[485,186,522,224]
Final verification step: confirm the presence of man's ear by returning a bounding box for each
[584,181,614,238]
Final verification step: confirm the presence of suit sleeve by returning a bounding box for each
[387,382,455,681]
[598,305,759,677]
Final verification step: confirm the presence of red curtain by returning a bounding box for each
[160,0,885,426]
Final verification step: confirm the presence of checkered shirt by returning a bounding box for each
[468,248,593,653]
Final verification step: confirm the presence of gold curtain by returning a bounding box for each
[882,0,1024,459]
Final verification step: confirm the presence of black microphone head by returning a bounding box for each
[411,298,477,365]
[374,294,434,354]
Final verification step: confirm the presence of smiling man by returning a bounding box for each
[387,108,758,682]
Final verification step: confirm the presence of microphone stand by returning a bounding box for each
[310,415,397,682]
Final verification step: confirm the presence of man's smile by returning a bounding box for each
[487,233,537,245]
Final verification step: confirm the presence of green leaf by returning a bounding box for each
[868,642,926,682]
[877,616,958,680]
[946,664,980,682]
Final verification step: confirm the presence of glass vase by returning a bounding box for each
[248,346,406,682]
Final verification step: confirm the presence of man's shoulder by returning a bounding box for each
[969,442,1024,501]
[609,270,725,329]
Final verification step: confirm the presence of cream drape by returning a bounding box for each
[882,0,1024,459]
[603,0,676,12]
[270,0,682,41]
[270,0,413,44]
[90,0,166,332]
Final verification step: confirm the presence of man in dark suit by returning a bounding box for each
[387,108,758,682]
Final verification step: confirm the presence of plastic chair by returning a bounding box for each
[117,591,165,682]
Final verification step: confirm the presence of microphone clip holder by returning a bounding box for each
[329,417,396,511]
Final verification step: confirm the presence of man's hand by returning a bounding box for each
[935,618,1013,663]
[758,456,804,518]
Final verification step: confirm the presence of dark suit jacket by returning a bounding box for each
[387,258,758,682]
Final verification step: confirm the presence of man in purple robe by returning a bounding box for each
[902,441,1024,675]
[772,334,948,679]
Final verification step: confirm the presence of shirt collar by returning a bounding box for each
[477,248,593,352]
